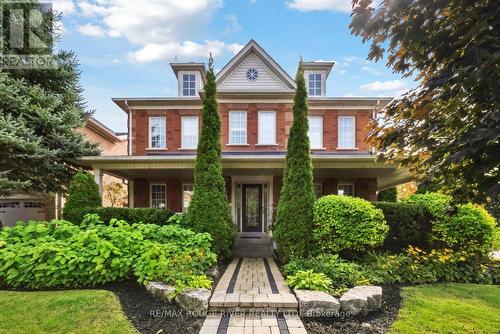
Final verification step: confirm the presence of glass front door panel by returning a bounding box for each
[242,184,262,232]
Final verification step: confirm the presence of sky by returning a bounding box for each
[52,0,417,132]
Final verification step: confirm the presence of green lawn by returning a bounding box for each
[391,284,500,334]
[0,289,137,334]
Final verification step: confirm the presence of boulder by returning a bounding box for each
[339,285,382,316]
[175,288,211,312]
[146,281,176,302]
[294,289,340,317]
[205,266,220,279]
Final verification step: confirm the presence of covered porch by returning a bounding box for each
[77,153,411,237]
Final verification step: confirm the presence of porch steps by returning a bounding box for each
[232,237,274,258]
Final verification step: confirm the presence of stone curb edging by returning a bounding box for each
[293,285,383,317]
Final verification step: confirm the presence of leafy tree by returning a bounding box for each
[0,0,99,196]
[377,187,397,202]
[63,171,101,219]
[186,56,236,259]
[274,65,316,262]
[103,181,128,207]
[350,0,499,206]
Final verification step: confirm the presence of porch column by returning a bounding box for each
[93,168,103,197]
[128,180,135,208]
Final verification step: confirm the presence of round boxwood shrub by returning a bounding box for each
[312,195,389,253]
[436,204,496,255]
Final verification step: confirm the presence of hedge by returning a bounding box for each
[63,207,175,226]
[373,202,432,252]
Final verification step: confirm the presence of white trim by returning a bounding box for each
[258,111,277,145]
[129,103,377,110]
[181,116,199,149]
[338,116,356,149]
[148,116,166,149]
[229,111,248,145]
[337,182,355,196]
[178,71,201,97]
[305,71,326,97]
[181,183,194,212]
[150,183,167,209]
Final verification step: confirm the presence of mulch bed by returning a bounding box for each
[105,261,229,334]
[302,286,403,334]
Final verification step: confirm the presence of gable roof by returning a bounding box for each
[216,39,296,91]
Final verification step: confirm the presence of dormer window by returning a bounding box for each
[308,73,322,96]
[182,74,196,96]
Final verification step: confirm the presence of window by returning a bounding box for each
[150,184,166,208]
[314,183,323,198]
[181,116,199,149]
[229,111,247,144]
[308,73,322,96]
[338,116,355,149]
[258,111,276,144]
[182,74,196,96]
[24,202,45,208]
[183,184,194,212]
[308,116,323,148]
[338,183,354,197]
[0,202,20,208]
[149,117,166,149]
[246,68,259,81]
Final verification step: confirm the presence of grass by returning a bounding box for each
[391,284,500,334]
[0,289,137,334]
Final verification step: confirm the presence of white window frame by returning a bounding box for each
[308,72,322,96]
[182,183,194,212]
[338,183,355,197]
[149,116,166,149]
[181,116,199,149]
[308,116,324,149]
[150,183,167,209]
[182,73,197,96]
[258,111,277,145]
[229,111,248,145]
[338,116,356,149]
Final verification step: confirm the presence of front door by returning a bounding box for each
[242,184,262,233]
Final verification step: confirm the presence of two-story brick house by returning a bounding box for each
[78,40,410,237]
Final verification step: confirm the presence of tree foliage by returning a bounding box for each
[0,0,99,196]
[63,171,101,219]
[273,66,316,262]
[350,0,499,206]
[104,181,128,207]
[377,187,398,202]
[186,56,236,259]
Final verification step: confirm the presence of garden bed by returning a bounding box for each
[302,285,402,334]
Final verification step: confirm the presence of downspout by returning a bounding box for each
[125,100,132,156]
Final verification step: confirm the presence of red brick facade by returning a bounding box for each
[130,103,373,155]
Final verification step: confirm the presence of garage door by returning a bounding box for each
[0,200,46,227]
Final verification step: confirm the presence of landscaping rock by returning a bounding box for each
[146,281,176,302]
[205,266,220,279]
[339,285,383,316]
[175,288,211,312]
[294,289,340,317]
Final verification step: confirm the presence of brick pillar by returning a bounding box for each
[323,178,338,195]
[134,179,149,208]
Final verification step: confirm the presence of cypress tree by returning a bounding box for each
[186,56,236,259]
[63,171,101,220]
[274,64,315,262]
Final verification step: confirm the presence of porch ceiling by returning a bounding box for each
[75,154,411,190]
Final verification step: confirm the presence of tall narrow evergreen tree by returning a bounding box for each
[186,56,236,259]
[274,65,315,262]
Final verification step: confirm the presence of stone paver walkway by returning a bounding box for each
[200,257,306,334]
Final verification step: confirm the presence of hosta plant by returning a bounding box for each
[286,270,332,293]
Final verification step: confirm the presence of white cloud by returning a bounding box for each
[226,43,245,55]
[77,23,105,37]
[360,79,407,92]
[361,66,381,76]
[74,0,239,63]
[287,0,351,13]
[52,0,76,15]
[224,14,243,34]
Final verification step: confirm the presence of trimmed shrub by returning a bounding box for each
[63,171,101,219]
[0,214,216,289]
[312,195,388,254]
[405,192,452,220]
[63,207,175,226]
[274,66,316,262]
[436,204,496,255]
[186,57,236,259]
[377,187,397,202]
[374,202,432,252]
